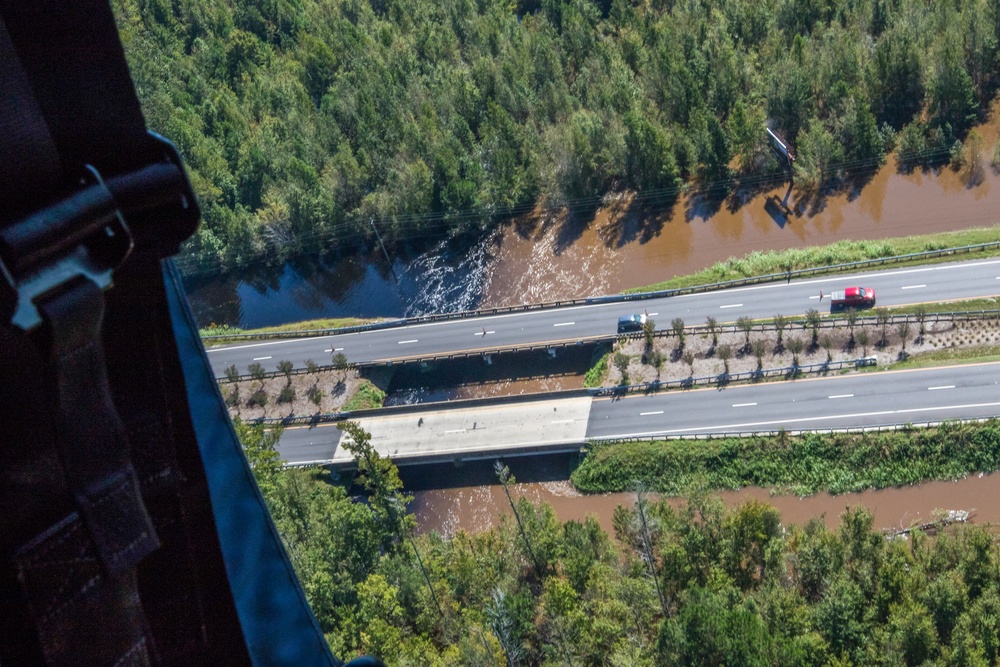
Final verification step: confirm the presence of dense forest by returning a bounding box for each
[241,420,1000,666]
[114,0,1000,275]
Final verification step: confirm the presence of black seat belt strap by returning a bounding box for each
[0,1,345,664]
[0,9,164,662]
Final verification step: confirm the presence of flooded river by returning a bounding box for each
[186,137,1000,328]
[407,458,1000,536]
[188,110,1000,533]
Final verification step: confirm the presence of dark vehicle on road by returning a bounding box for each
[617,313,647,333]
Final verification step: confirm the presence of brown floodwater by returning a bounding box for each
[481,142,1000,308]
[413,110,1000,535]
[412,473,1000,536]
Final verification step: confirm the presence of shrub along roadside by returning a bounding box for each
[571,420,1000,495]
[342,381,386,412]
[584,351,610,388]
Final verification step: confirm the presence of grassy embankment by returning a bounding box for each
[341,381,386,411]
[572,420,1000,495]
[199,317,377,346]
[625,226,1000,293]
[581,227,1000,496]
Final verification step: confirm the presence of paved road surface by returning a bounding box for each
[208,258,1000,378]
[279,396,592,466]
[278,363,1000,465]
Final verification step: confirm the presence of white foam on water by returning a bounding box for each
[402,235,494,317]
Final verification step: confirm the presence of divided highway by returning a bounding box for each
[208,258,1000,378]
[277,363,1000,466]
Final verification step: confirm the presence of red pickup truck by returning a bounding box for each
[828,286,876,309]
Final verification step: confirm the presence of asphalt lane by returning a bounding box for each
[586,362,1000,439]
[209,257,1000,378]
[278,363,1000,464]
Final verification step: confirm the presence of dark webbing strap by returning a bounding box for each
[0,1,342,664]
[0,1,246,664]
[0,9,158,665]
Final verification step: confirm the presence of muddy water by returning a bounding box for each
[406,143,1000,532]
[481,152,1000,308]
[411,473,1000,537]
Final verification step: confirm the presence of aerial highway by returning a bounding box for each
[208,257,1000,378]
[276,362,1000,466]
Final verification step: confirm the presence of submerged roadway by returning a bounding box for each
[208,257,1000,378]
[277,362,1000,466]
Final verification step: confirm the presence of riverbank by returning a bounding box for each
[571,420,1000,495]
[197,224,1000,342]
[625,225,1000,293]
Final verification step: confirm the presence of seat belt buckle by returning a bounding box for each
[0,131,201,331]
[105,131,201,257]
[0,164,132,331]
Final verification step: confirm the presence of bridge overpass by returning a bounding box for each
[278,362,1000,467]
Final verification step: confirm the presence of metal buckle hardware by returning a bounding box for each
[0,164,132,331]
[104,132,201,256]
[0,131,200,331]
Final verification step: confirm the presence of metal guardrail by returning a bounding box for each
[244,357,877,428]
[203,239,1000,343]
[588,417,1000,445]
[245,387,595,428]
[589,356,878,397]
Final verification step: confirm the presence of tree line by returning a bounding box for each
[240,419,1000,665]
[115,0,1000,274]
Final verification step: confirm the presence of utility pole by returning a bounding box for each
[370,218,398,284]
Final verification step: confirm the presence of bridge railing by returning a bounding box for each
[203,239,1000,343]
[216,306,1000,381]
[588,417,1000,445]
[242,356,877,428]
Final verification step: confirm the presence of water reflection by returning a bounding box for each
[184,234,494,328]
[185,113,1000,334]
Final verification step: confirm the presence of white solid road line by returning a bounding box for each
[553,322,575,327]
[601,401,1000,439]
[252,356,272,361]
[928,385,955,390]
[809,295,821,299]
[732,402,757,407]
[334,347,344,351]
[398,339,418,344]
[551,419,576,424]
[828,394,854,399]
[640,411,664,416]
[475,331,496,336]
[901,284,926,289]
[720,303,743,309]
[444,429,467,434]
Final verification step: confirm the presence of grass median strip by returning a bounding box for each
[571,419,1000,496]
